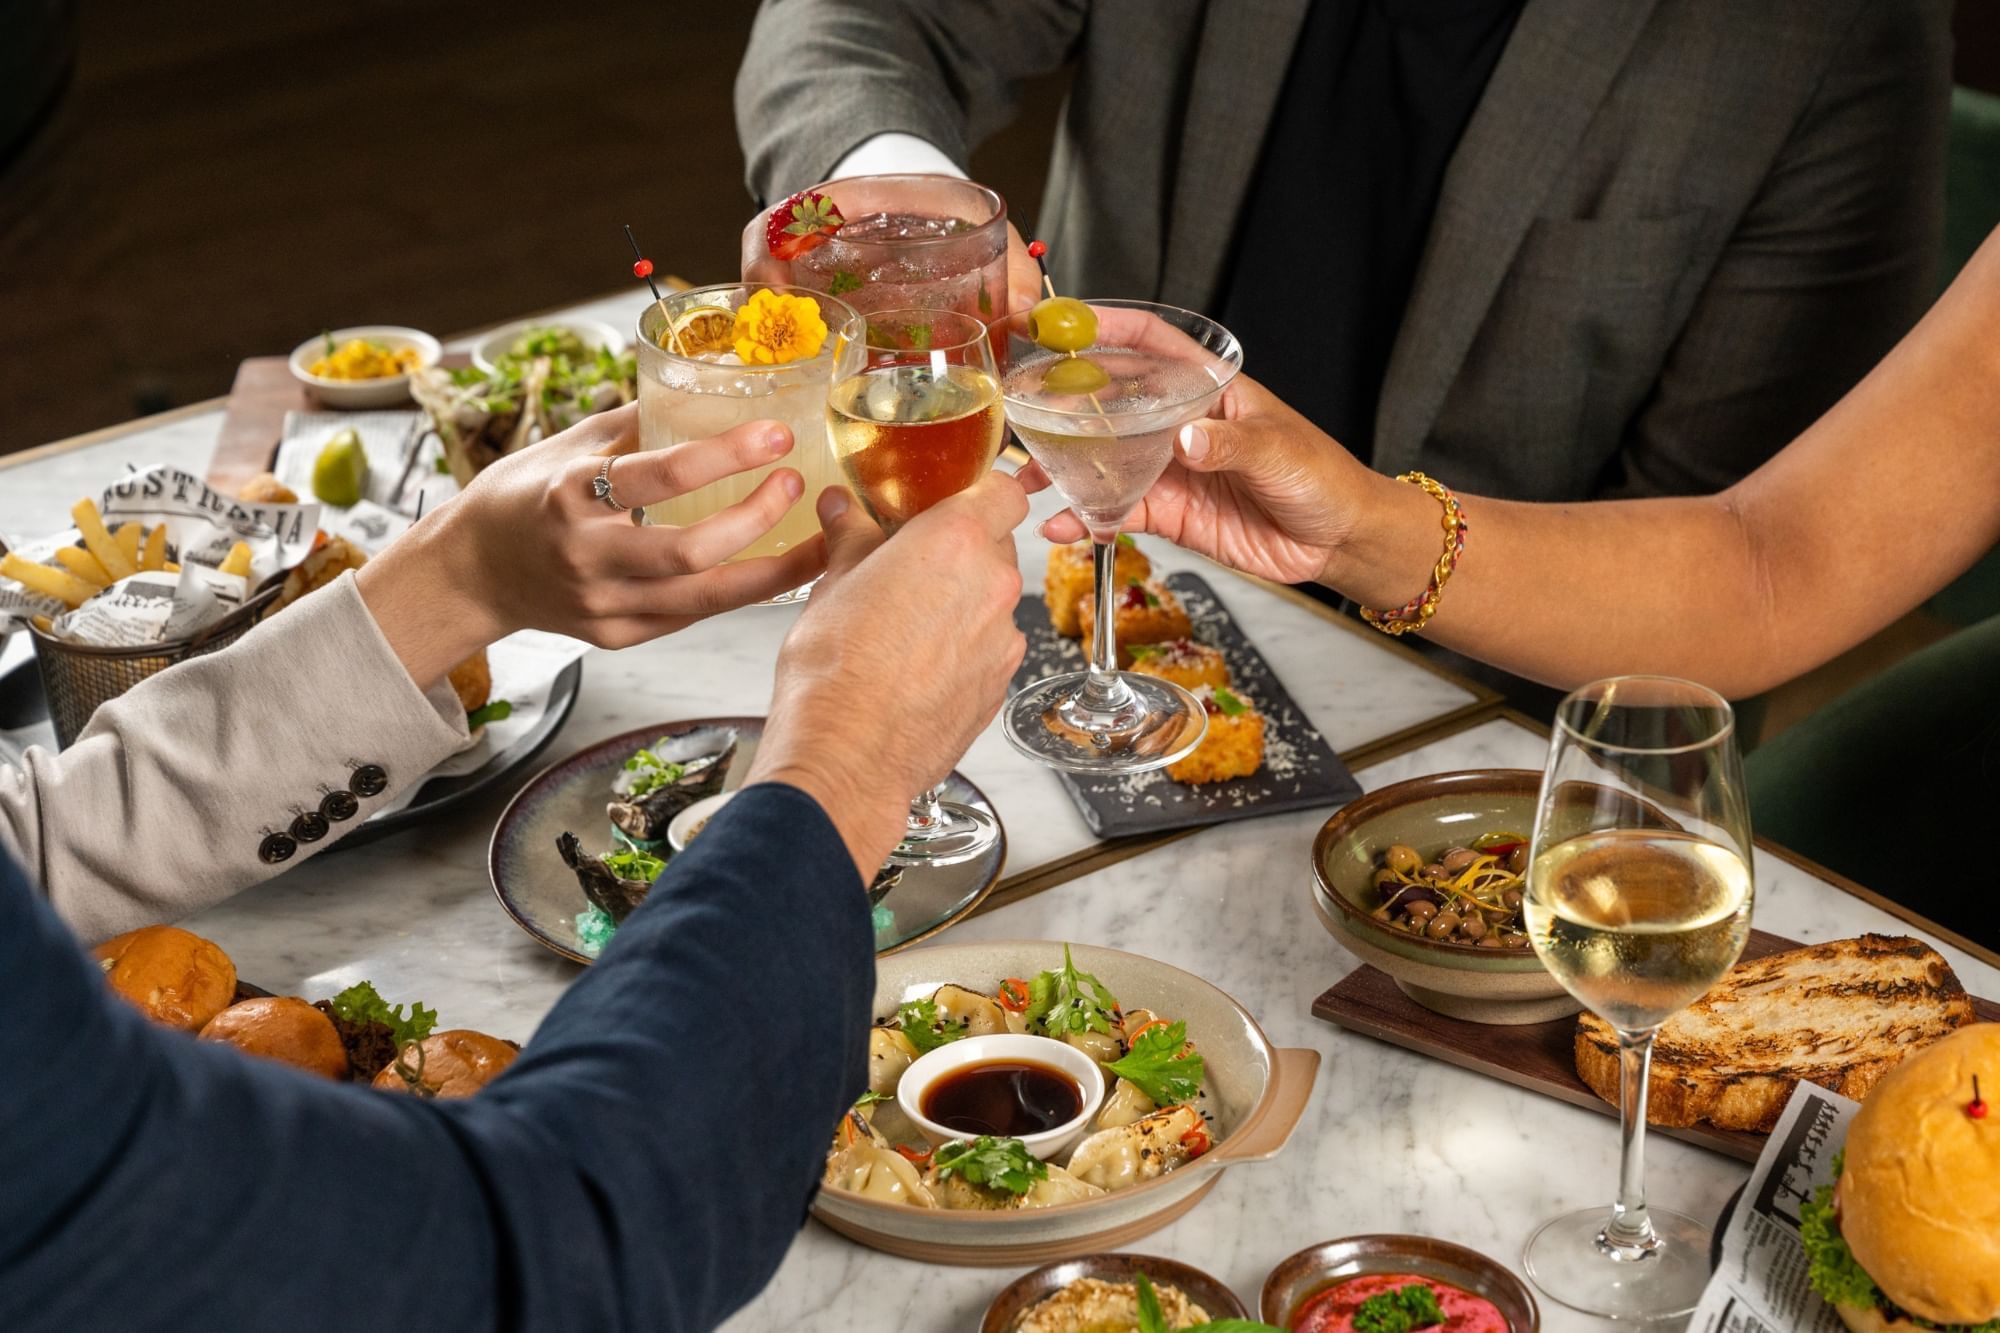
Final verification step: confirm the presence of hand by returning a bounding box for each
[358,404,826,688]
[1027,375,1371,586]
[1005,221,1042,317]
[750,473,1029,878]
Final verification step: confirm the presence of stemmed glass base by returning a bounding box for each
[1002,668,1206,775]
[1523,1204,1713,1320]
[885,789,1001,868]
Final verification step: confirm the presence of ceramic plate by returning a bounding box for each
[1013,572,1361,837]
[812,939,1320,1267]
[488,717,1006,963]
[981,1253,1249,1332]
[1261,1234,1540,1331]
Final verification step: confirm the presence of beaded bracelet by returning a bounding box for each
[1359,472,1467,636]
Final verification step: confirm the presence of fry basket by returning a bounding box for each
[27,583,283,750]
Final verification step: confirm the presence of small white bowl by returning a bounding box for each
[289,325,441,409]
[470,317,626,374]
[896,1032,1106,1161]
[667,791,736,853]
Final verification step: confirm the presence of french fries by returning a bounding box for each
[71,499,136,581]
[141,524,168,571]
[52,546,111,588]
[113,522,142,566]
[217,542,253,579]
[0,552,100,609]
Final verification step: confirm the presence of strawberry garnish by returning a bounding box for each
[766,190,844,261]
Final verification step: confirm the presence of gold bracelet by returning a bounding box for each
[1359,472,1467,636]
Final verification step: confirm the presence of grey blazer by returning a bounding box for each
[738,0,1951,501]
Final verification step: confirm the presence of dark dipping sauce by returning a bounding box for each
[921,1061,1082,1137]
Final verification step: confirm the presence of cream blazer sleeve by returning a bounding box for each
[0,572,470,944]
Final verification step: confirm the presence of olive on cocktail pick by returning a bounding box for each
[1024,240,1111,397]
[1042,355,1111,395]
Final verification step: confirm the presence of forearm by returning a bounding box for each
[0,784,873,1331]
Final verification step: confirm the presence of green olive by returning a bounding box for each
[1029,296,1097,353]
[1041,355,1111,395]
[1383,844,1422,875]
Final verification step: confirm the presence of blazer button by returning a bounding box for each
[350,764,388,798]
[290,810,331,844]
[258,832,298,865]
[321,790,360,822]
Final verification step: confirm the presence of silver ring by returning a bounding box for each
[591,456,629,512]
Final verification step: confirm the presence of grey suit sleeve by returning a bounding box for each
[0,573,469,943]
[1605,0,1951,499]
[735,0,1086,204]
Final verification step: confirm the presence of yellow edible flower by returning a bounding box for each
[732,289,828,365]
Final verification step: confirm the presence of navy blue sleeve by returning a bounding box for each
[0,782,873,1333]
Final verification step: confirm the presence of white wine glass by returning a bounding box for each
[1522,675,1753,1320]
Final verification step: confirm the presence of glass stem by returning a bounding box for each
[905,787,946,838]
[1079,536,1126,708]
[1606,1027,1661,1253]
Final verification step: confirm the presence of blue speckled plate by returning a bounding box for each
[487,716,1006,964]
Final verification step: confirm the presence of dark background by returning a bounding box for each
[0,2,1991,455]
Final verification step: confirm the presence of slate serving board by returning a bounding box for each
[1012,570,1362,838]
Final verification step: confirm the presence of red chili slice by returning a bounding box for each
[997,978,1031,1012]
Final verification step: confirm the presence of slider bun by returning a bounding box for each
[372,1029,517,1098]
[199,997,349,1080]
[236,472,299,505]
[92,925,237,1032]
[1837,1023,2000,1327]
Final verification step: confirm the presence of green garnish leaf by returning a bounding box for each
[1115,533,1135,548]
[1128,644,1163,662]
[622,741,687,799]
[977,280,993,316]
[465,699,513,729]
[1352,1283,1445,1333]
[1024,943,1121,1039]
[1132,1275,1282,1333]
[931,1136,1046,1196]
[602,848,667,883]
[908,323,932,351]
[1104,1020,1205,1107]
[898,997,969,1054]
[329,981,438,1047]
[828,269,863,296]
[1212,686,1248,718]
[853,1089,891,1109]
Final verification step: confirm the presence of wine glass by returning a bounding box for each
[1522,675,1754,1320]
[825,308,1007,865]
[996,300,1242,774]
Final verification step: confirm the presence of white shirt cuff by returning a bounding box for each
[828,133,967,183]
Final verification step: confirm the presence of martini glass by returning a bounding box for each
[826,308,1008,864]
[998,300,1242,774]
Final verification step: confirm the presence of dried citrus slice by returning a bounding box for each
[663,305,734,356]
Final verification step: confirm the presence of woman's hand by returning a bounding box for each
[1026,375,1382,586]
[357,403,826,688]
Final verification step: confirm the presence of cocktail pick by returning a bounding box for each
[1025,239,1111,424]
[624,224,681,354]
[1971,1074,1988,1120]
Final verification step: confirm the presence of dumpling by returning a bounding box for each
[1064,1026,1123,1064]
[1018,1163,1104,1209]
[824,1138,938,1207]
[1121,1008,1161,1042]
[1095,1077,1157,1130]
[932,983,1009,1037]
[1064,1105,1207,1192]
[868,1026,918,1097]
[925,1167,1019,1211]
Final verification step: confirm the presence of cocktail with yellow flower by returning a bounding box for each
[634,283,859,586]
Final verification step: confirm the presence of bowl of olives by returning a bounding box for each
[1311,770,1581,1026]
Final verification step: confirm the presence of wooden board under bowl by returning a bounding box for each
[1313,928,2000,1163]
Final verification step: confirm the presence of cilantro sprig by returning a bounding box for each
[1352,1283,1446,1333]
[1104,1020,1205,1107]
[1133,1273,1282,1333]
[897,997,969,1054]
[622,740,687,799]
[931,1136,1046,1196]
[1025,944,1122,1039]
[852,1090,891,1110]
[329,981,438,1047]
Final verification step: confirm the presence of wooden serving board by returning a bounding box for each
[1312,929,2000,1163]
[207,352,470,494]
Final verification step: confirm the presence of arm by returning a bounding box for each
[2,409,826,942]
[1604,0,1951,498]
[734,0,1084,204]
[1034,230,2000,699]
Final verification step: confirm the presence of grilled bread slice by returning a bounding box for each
[1575,934,1974,1132]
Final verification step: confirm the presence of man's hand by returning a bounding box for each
[1027,375,1375,586]
[1006,221,1042,317]
[750,473,1030,880]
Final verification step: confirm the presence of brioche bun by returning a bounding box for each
[448,649,492,715]
[1835,1022,2000,1327]
[199,996,349,1080]
[92,925,237,1032]
[236,472,299,505]
[371,1029,517,1098]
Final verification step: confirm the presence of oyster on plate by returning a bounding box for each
[607,727,738,843]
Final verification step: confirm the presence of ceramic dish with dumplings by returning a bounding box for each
[813,940,1320,1267]
[1312,770,1579,1026]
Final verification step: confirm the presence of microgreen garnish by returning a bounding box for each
[897,997,969,1054]
[1213,686,1248,717]
[853,1090,891,1109]
[601,848,666,883]
[1025,944,1121,1039]
[1352,1283,1445,1333]
[623,740,687,799]
[908,323,932,351]
[1104,1020,1205,1107]
[828,269,863,296]
[931,1136,1046,1196]
[1116,533,1136,548]
[1128,643,1163,661]
[329,981,437,1047]
[1133,1273,1283,1333]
